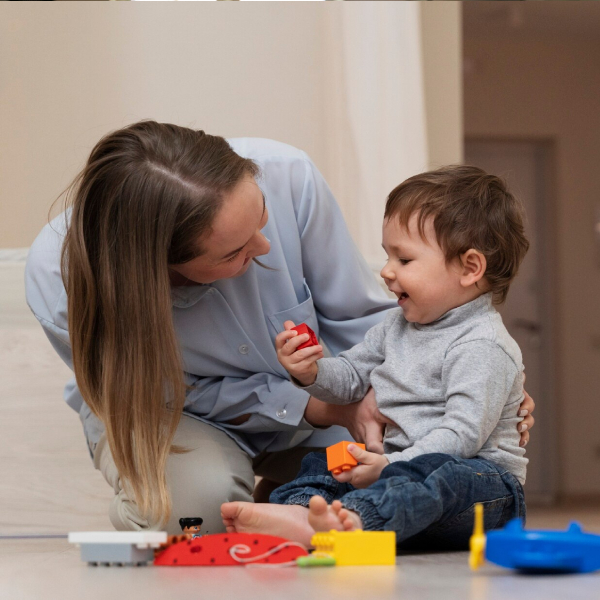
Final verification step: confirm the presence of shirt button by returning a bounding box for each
[238,344,249,355]
[206,288,215,296]
[276,409,287,419]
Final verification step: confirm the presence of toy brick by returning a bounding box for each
[68,531,167,566]
[326,441,366,475]
[311,530,396,566]
[291,323,318,350]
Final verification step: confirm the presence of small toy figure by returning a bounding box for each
[326,441,366,475]
[290,323,318,350]
[179,517,204,539]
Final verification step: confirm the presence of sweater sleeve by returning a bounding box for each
[299,313,392,404]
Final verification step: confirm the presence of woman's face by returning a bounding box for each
[169,175,271,285]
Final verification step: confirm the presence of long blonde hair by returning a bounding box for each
[61,121,258,525]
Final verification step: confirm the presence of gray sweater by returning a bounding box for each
[303,293,527,484]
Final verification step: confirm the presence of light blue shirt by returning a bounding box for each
[25,138,395,458]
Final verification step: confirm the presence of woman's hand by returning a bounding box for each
[275,320,324,386]
[336,387,394,454]
[519,384,535,448]
[303,387,393,454]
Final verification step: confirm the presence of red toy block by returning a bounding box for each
[291,323,318,350]
[326,441,366,475]
[153,532,308,566]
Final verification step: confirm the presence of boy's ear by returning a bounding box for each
[459,249,486,287]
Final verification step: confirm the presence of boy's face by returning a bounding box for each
[381,213,466,324]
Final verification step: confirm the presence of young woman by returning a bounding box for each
[25,121,535,534]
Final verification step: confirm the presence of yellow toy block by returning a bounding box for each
[311,530,396,566]
[326,441,366,475]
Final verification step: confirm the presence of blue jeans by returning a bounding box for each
[270,452,526,551]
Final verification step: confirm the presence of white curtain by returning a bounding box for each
[323,2,429,271]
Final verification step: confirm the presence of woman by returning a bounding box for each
[25,121,535,534]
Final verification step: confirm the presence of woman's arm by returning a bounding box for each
[229,387,534,447]
[304,390,393,454]
[184,372,316,434]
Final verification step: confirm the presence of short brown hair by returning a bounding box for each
[384,165,529,304]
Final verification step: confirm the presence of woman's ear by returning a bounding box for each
[459,249,487,288]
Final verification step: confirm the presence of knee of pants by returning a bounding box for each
[99,417,256,535]
[381,453,460,482]
[108,465,254,535]
[167,441,259,535]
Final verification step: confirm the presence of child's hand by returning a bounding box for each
[275,320,324,387]
[332,444,389,489]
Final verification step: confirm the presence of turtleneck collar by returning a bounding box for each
[413,292,494,331]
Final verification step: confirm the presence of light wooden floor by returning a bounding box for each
[2,257,600,599]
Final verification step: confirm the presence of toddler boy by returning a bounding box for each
[221,165,529,549]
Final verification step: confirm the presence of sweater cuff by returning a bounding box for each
[385,445,423,464]
[294,360,355,405]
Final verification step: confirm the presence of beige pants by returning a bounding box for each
[93,415,316,535]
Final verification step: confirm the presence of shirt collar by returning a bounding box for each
[170,284,213,308]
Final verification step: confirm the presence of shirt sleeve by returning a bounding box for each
[29,313,315,441]
[298,316,388,405]
[32,314,74,370]
[385,340,521,464]
[183,372,316,434]
[25,216,72,365]
[293,156,397,357]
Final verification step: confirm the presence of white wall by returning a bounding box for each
[0,3,462,252]
[0,3,327,247]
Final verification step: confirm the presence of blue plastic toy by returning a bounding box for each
[470,503,600,574]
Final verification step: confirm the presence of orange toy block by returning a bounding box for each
[326,441,366,475]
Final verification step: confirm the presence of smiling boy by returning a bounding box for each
[221,165,529,550]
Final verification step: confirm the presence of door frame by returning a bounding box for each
[465,136,560,504]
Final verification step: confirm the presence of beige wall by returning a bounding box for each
[0,3,461,250]
[0,3,327,248]
[464,33,600,497]
[421,1,463,169]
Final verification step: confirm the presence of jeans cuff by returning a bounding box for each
[280,493,313,508]
[342,497,388,531]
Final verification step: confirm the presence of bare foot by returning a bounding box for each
[307,496,363,532]
[336,503,363,531]
[220,501,316,547]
